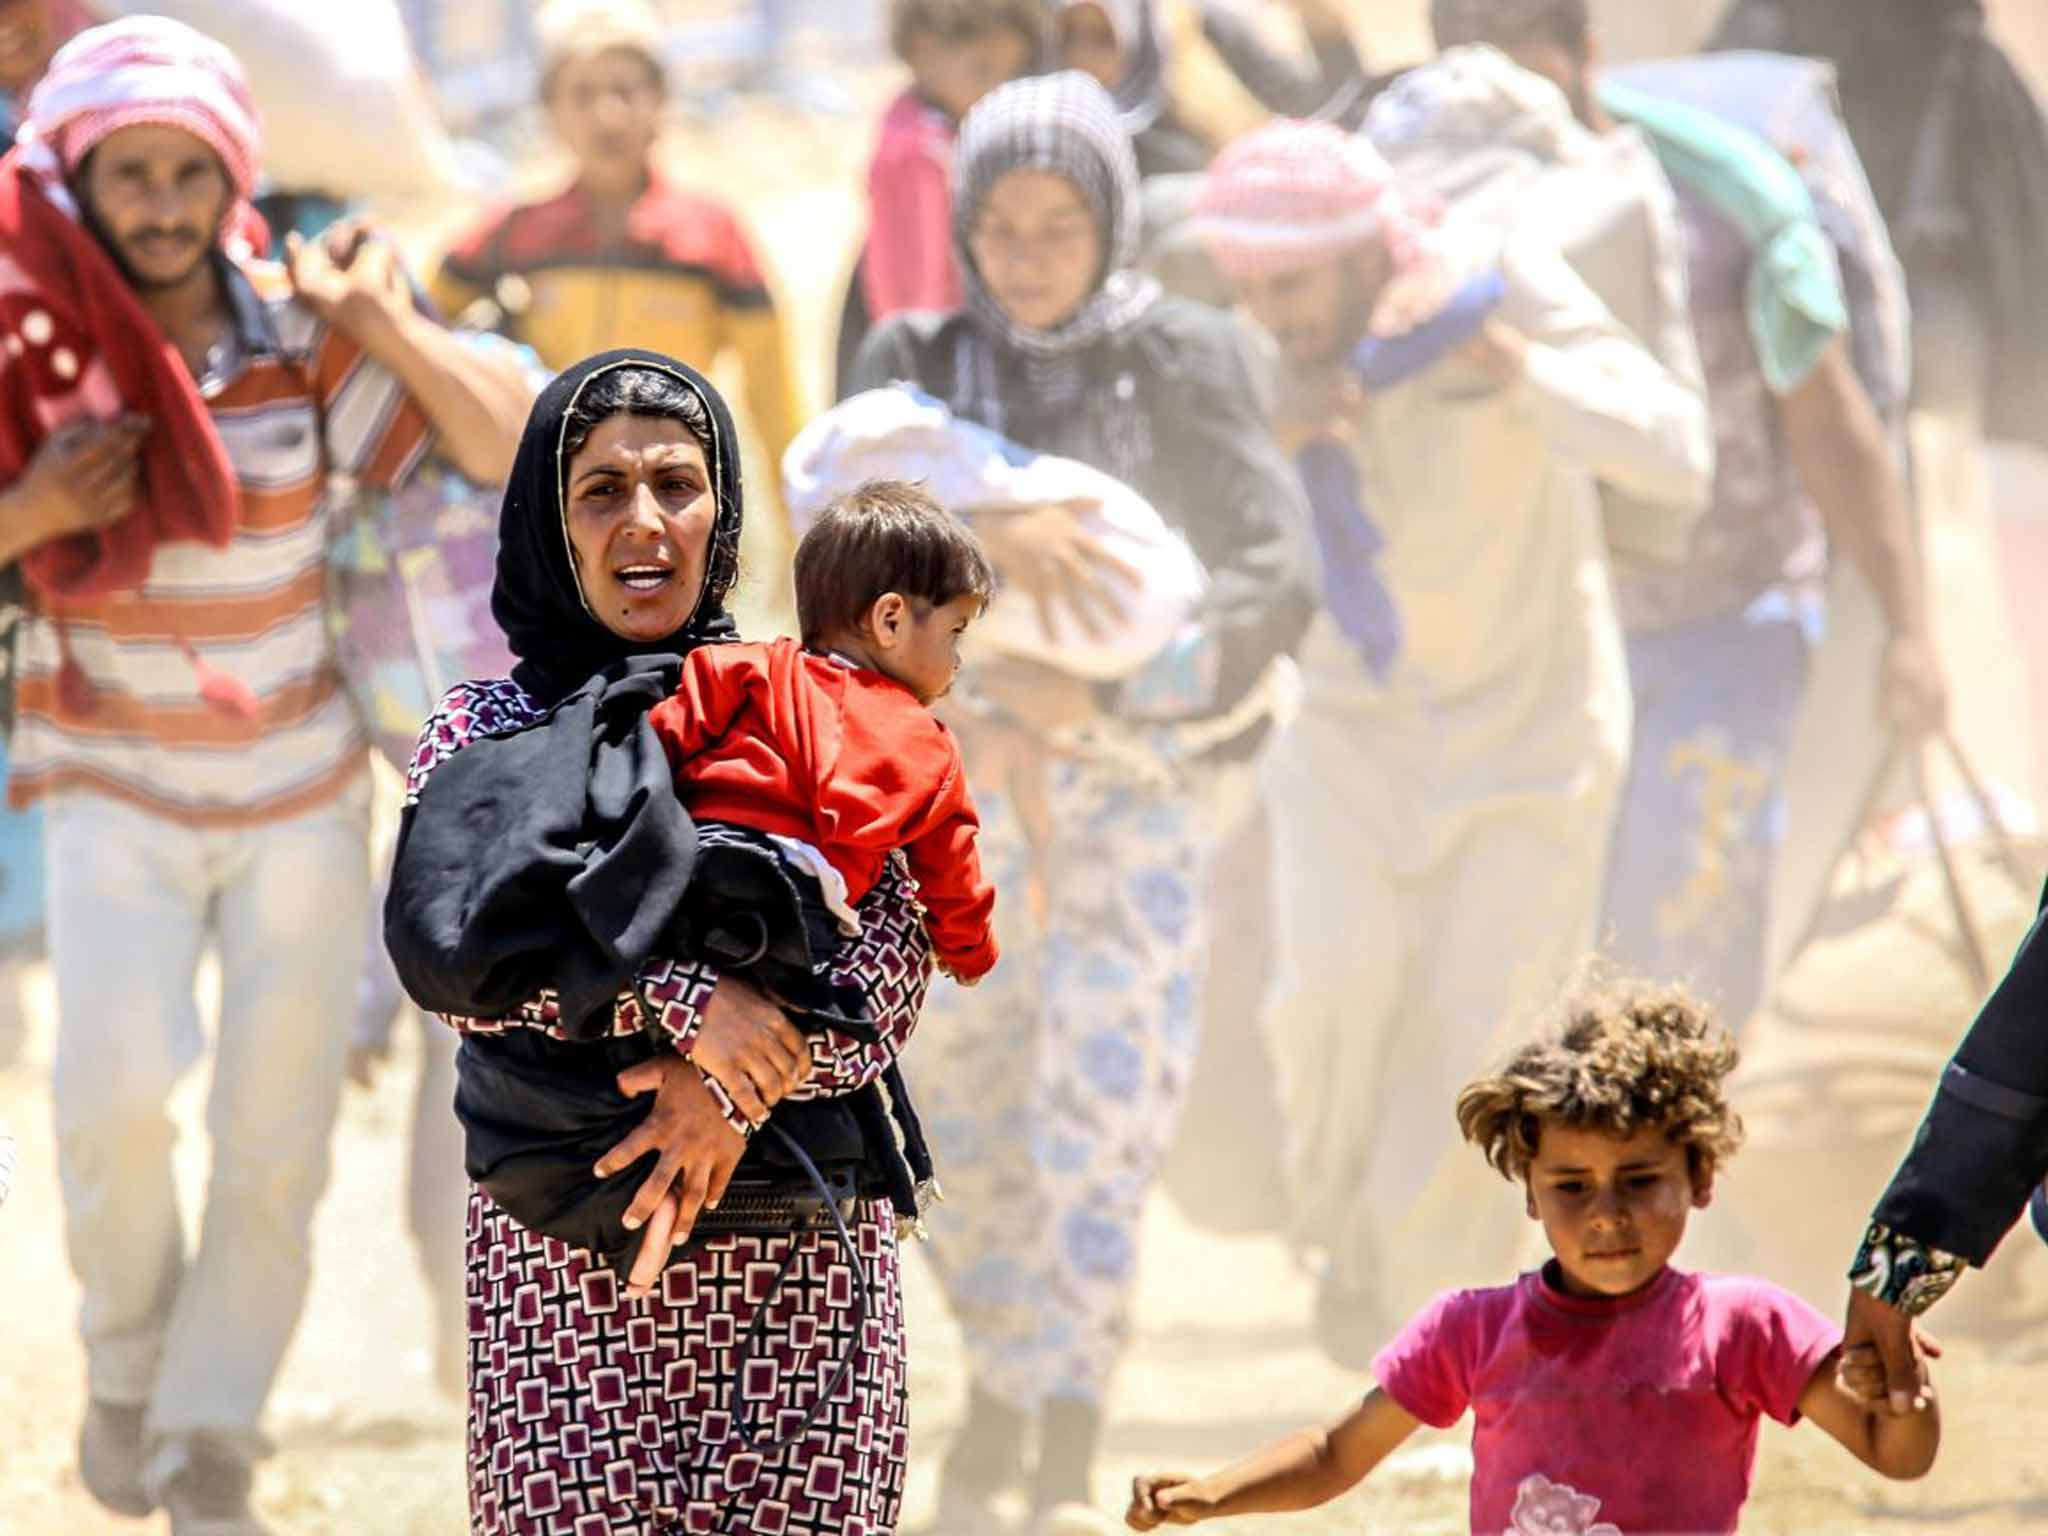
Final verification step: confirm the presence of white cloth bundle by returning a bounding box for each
[101,0,465,201]
[784,387,1206,682]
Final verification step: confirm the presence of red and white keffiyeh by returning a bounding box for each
[1191,118,1425,278]
[15,15,260,227]
[0,15,252,627]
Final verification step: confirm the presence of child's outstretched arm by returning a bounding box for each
[1798,1340,1942,1481]
[1125,1388,1421,1528]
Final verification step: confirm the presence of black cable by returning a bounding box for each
[711,1123,873,1533]
[730,1124,870,1456]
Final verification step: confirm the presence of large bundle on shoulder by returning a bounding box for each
[1363,43,1709,565]
[99,0,465,202]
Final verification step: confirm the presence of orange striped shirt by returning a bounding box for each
[8,256,433,825]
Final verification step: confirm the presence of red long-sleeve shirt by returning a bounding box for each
[649,638,997,980]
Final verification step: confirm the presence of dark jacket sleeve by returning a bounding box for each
[1871,881,2048,1264]
[1145,302,1318,716]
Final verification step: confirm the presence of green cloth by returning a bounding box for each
[1601,78,1847,394]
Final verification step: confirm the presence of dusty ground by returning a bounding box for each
[5,985,2048,1535]
[8,6,2048,1532]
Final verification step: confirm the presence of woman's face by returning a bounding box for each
[967,168,1105,333]
[563,412,717,642]
[1059,3,1128,91]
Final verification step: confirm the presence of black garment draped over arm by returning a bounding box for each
[384,657,701,1037]
[852,303,1316,725]
[1871,880,2048,1264]
[385,348,749,1037]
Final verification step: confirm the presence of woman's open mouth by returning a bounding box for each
[614,563,674,593]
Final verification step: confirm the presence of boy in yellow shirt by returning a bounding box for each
[433,0,803,541]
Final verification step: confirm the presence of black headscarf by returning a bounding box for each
[493,348,743,707]
[385,349,745,1035]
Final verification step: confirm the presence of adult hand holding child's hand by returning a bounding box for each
[1840,1288,1942,1416]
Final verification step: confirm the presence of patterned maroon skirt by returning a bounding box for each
[464,1187,908,1535]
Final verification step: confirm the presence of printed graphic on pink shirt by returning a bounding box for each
[1510,1473,1624,1536]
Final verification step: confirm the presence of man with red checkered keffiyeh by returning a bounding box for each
[1191,116,1713,1367]
[0,17,530,1535]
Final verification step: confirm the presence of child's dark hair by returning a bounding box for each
[1431,0,1591,54]
[793,479,995,645]
[890,0,1051,62]
[1456,977,1745,1184]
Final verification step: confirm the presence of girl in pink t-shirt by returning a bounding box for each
[1127,983,1942,1535]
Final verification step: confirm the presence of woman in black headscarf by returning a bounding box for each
[852,72,1314,1534]
[388,350,933,1536]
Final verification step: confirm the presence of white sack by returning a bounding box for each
[784,387,1207,682]
[102,0,464,201]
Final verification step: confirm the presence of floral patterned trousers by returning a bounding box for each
[913,754,1220,1409]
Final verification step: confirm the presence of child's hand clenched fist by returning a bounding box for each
[1127,1474,1210,1528]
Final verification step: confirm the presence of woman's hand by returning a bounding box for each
[687,974,809,1125]
[594,1055,747,1299]
[977,499,1140,642]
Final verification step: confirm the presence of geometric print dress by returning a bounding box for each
[406,678,935,1535]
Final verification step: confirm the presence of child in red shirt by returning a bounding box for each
[1126,981,1942,1535]
[837,0,1046,392]
[862,0,1046,323]
[650,477,999,985]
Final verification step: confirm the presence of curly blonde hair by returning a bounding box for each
[1456,979,1745,1184]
